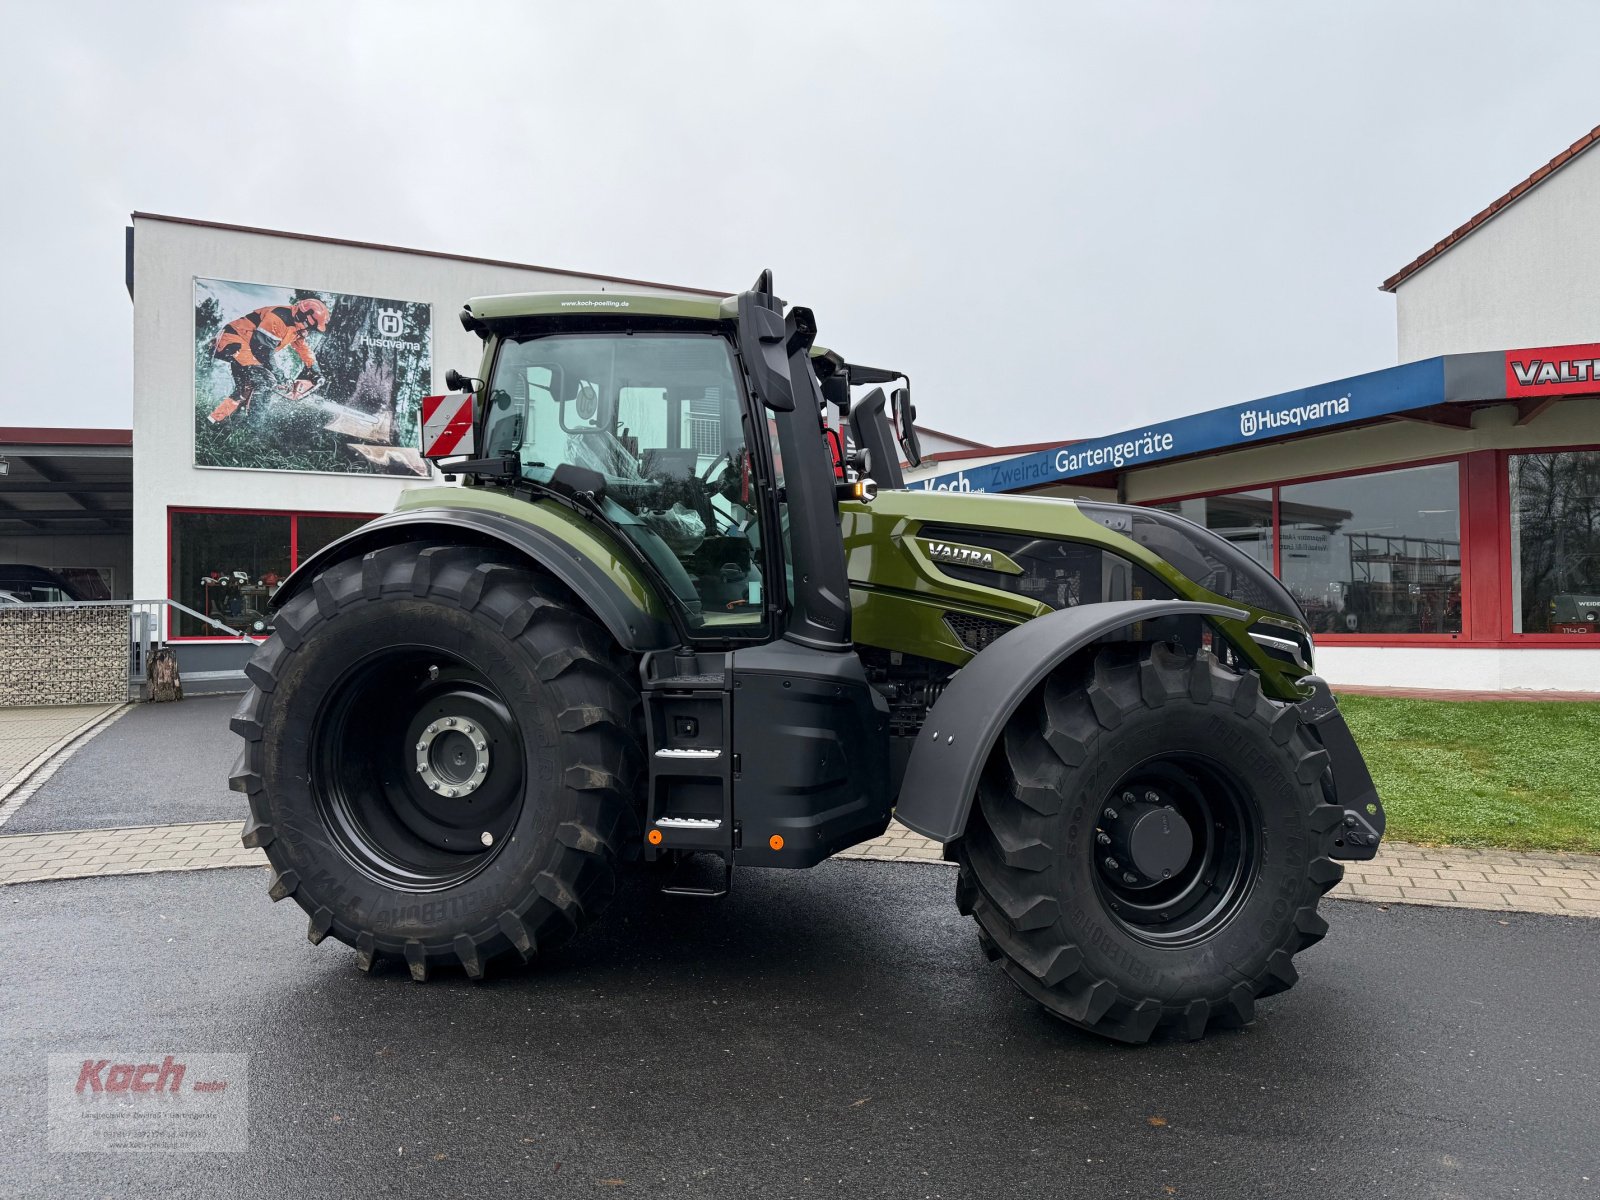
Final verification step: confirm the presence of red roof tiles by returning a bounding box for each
[1379,124,1600,293]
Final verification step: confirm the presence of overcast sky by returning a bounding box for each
[2,1,1597,444]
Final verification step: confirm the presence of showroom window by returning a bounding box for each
[1278,464,1461,635]
[169,509,375,637]
[1147,462,1462,638]
[1510,450,1600,635]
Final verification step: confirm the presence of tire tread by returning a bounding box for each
[958,644,1345,1043]
[232,539,643,982]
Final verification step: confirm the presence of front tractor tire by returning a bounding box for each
[229,541,644,981]
[956,643,1345,1044]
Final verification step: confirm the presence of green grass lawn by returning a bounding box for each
[1337,694,1600,854]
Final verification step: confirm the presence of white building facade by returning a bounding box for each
[1390,129,1600,361]
[129,213,715,671]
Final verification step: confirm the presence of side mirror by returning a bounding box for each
[892,386,922,468]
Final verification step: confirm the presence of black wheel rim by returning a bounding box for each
[311,645,526,892]
[1091,754,1260,948]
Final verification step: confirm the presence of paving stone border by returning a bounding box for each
[0,821,259,885]
[2,817,1598,918]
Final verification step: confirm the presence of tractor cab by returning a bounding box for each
[474,324,770,630]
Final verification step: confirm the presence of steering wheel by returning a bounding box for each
[698,450,750,530]
[700,451,730,484]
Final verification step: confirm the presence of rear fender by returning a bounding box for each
[894,600,1247,844]
[267,507,675,652]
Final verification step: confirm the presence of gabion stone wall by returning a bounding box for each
[0,606,130,706]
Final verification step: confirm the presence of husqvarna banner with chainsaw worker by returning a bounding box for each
[192,277,433,476]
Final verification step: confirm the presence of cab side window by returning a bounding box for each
[484,332,768,632]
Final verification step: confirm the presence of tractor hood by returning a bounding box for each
[844,489,1303,619]
[840,487,1314,692]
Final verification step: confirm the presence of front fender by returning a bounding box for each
[267,506,676,652]
[894,600,1247,844]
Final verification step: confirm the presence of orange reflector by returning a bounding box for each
[648,829,663,845]
[769,834,784,851]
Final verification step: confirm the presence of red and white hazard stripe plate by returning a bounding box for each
[420,393,476,459]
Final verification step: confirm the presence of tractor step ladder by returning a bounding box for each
[641,650,736,893]
[658,855,734,899]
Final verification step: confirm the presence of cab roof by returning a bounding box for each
[463,290,738,331]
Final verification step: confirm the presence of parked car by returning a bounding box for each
[0,565,85,603]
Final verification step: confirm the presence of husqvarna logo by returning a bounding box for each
[923,539,995,569]
[1240,394,1350,437]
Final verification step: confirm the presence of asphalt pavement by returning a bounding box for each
[1,860,1595,1199]
[2,695,241,833]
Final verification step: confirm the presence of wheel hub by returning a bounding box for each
[1099,788,1195,889]
[415,717,490,798]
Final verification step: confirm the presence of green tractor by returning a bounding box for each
[231,271,1383,1043]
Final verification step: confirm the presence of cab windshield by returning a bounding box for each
[482,331,768,633]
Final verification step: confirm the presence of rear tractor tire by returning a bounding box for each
[229,541,645,980]
[955,642,1344,1043]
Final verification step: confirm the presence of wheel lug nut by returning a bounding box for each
[416,742,426,752]
[1122,872,1138,884]
[1103,807,1119,822]
[476,763,487,773]
[444,718,455,728]
[474,741,487,752]
[1097,832,1111,846]
[425,723,438,734]
[446,787,458,797]
[1144,790,1160,804]
[1104,857,1120,872]
[1121,791,1135,805]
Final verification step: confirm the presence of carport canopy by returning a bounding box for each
[0,428,132,534]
